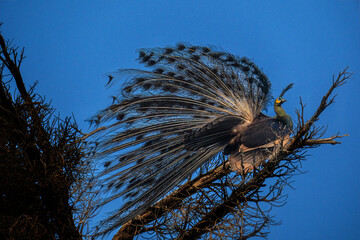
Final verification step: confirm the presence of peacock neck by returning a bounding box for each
[274,104,287,119]
[274,103,293,129]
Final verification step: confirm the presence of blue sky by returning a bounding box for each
[1,0,359,239]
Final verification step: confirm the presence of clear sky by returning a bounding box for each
[1,0,360,239]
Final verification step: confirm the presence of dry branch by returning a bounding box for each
[0,31,95,239]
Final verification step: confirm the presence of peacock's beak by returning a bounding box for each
[282,99,287,102]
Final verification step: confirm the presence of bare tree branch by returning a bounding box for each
[0,33,28,100]
[0,31,97,239]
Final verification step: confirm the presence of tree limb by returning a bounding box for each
[0,33,29,101]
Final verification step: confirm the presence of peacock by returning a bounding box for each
[92,43,294,234]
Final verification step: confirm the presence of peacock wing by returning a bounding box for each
[240,117,289,148]
[184,115,245,150]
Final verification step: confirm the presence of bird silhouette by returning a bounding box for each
[92,43,293,234]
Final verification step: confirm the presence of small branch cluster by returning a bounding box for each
[0,31,98,239]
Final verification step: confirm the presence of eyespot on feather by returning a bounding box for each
[177,43,186,51]
[138,51,146,58]
[164,48,174,54]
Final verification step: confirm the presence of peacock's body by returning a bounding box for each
[93,44,293,234]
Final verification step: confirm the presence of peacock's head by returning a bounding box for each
[274,97,287,106]
[275,83,294,107]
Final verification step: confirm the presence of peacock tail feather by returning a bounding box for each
[91,43,277,234]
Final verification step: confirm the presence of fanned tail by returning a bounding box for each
[91,43,272,235]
